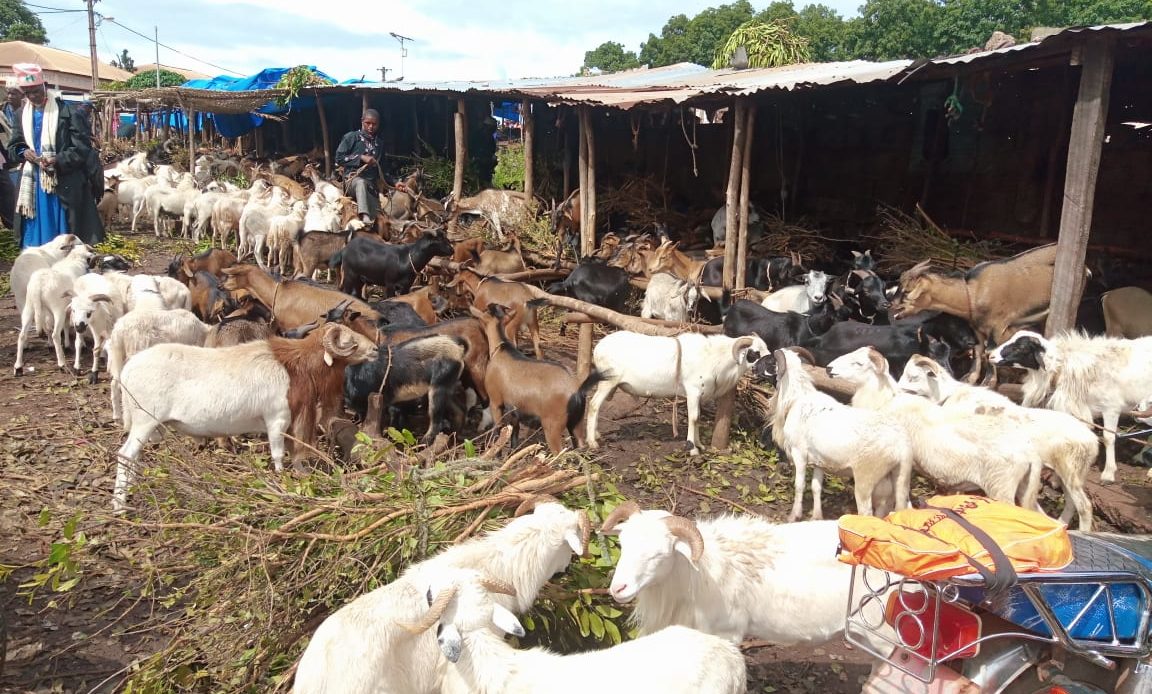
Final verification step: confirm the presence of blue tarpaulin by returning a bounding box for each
[180,66,338,138]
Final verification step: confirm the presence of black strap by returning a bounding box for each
[922,502,1018,596]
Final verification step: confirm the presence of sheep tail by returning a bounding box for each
[328,248,345,270]
[567,369,606,433]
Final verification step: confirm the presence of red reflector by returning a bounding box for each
[884,590,981,661]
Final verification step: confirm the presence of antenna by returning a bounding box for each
[389,32,414,80]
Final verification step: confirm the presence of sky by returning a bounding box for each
[34,0,864,83]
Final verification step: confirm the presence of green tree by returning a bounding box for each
[793,4,850,62]
[755,1,800,24]
[111,49,135,72]
[847,0,941,60]
[0,0,47,44]
[640,1,757,67]
[934,0,1035,55]
[120,69,187,90]
[1033,0,1152,27]
[582,41,641,73]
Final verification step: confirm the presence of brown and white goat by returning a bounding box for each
[471,304,602,452]
[646,240,707,283]
[448,268,544,358]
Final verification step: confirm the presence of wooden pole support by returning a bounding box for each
[522,99,535,200]
[577,107,595,379]
[736,104,756,290]
[364,393,384,439]
[314,91,332,177]
[453,98,467,201]
[722,101,746,290]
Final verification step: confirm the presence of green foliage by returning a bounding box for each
[273,65,334,108]
[0,228,19,261]
[111,48,135,72]
[114,69,188,91]
[582,41,642,73]
[492,142,525,191]
[640,1,757,67]
[0,0,47,44]
[405,138,478,198]
[848,0,942,60]
[18,508,87,599]
[794,4,851,62]
[712,19,811,68]
[95,233,144,264]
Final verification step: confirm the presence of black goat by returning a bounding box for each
[722,298,848,353]
[371,299,429,327]
[801,312,976,376]
[851,250,875,271]
[547,258,631,312]
[828,269,890,323]
[344,333,467,441]
[336,232,454,298]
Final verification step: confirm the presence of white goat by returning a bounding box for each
[238,185,291,264]
[104,152,151,180]
[641,272,703,322]
[105,309,211,423]
[898,354,1096,529]
[760,269,828,313]
[413,569,747,694]
[601,502,892,652]
[303,192,342,232]
[14,245,94,375]
[827,346,1041,506]
[68,273,124,384]
[11,234,80,316]
[148,173,199,237]
[771,348,913,520]
[294,497,590,694]
[990,330,1152,483]
[585,332,767,456]
[265,200,307,271]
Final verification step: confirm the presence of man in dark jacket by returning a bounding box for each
[7,64,103,247]
[334,108,398,224]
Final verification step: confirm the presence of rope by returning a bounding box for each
[679,109,699,178]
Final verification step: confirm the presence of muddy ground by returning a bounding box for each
[1,230,1150,694]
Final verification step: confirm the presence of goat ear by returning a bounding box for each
[851,250,862,259]
[323,351,334,367]
[90,294,112,303]
[491,604,526,638]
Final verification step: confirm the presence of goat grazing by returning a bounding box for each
[585,331,767,455]
[990,330,1152,483]
[898,354,1096,528]
[113,323,376,510]
[11,234,79,317]
[601,502,892,651]
[771,347,913,520]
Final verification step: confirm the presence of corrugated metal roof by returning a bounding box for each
[931,20,1150,65]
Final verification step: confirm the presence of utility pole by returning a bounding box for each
[379,66,391,82]
[155,26,160,89]
[86,0,100,92]
[389,32,414,80]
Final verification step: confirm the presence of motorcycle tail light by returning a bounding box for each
[885,589,982,661]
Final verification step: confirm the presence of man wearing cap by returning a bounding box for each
[6,63,103,247]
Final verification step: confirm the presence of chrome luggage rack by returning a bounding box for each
[845,563,1152,684]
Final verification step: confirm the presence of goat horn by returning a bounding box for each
[600,501,640,533]
[513,494,561,517]
[396,584,459,635]
[906,259,933,277]
[321,324,357,358]
[730,336,754,364]
[663,516,705,562]
[577,510,591,556]
[479,576,518,597]
[790,346,818,366]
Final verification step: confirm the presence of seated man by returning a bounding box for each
[335,108,400,224]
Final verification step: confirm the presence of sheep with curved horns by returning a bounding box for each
[989,330,1152,483]
[600,501,893,652]
[898,354,1096,529]
[410,568,748,694]
[771,347,913,521]
[294,496,591,694]
[827,346,1043,507]
[585,331,768,456]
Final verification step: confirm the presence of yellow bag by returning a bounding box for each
[837,495,1073,588]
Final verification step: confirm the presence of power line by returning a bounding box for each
[99,16,244,76]
[25,2,85,12]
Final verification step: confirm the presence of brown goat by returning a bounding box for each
[187,271,231,322]
[1101,286,1152,338]
[452,237,487,264]
[294,230,346,280]
[475,234,527,275]
[98,176,121,228]
[892,243,1069,384]
[448,268,544,358]
[387,286,440,324]
[470,303,598,452]
[646,240,707,282]
[220,263,379,339]
[267,323,378,460]
[170,248,239,284]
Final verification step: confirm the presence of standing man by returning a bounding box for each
[7,64,103,247]
[335,108,398,225]
[0,86,23,230]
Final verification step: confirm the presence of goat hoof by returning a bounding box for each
[1100,473,1116,485]
[683,442,701,457]
[87,372,99,385]
[13,366,22,377]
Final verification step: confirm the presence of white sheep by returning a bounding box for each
[585,331,768,455]
[105,309,211,423]
[641,272,703,322]
[771,348,913,520]
[265,200,307,271]
[148,174,200,237]
[827,346,1041,506]
[293,497,591,694]
[303,193,342,232]
[760,269,828,313]
[601,502,892,652]
[14,244,94,376]
[990,330,1152,483]
[125,274,191,312]
[409,568,747,694]
[68,273,124,384]
[11,233,80,317]
[898,354,1096,529]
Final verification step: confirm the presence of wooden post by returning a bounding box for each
[563,110,573,196]
[1047,37,1115,336]
[736,104,757,290]
[314,92,332,176]
[576,107,594,379]
[722,101,746,290]
[522,99,534,199]
[453,99,467,200]
[362,92,369,114]
[188,109,196,173]
[134,105,141,146]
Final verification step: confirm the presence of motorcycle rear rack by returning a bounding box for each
[845,565,1152,685]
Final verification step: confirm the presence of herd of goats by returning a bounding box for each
[8,147,1152,690]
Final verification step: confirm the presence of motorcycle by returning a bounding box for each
[847,531,1152,693]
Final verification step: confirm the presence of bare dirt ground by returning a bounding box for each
[1,230,1149,693]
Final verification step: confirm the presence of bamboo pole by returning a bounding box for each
[453,98,467,201]
[314,92,332,176]
[577,107,593,380]
[522,99,535,200]
[735,104,756,290]
[722,101,746,290]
